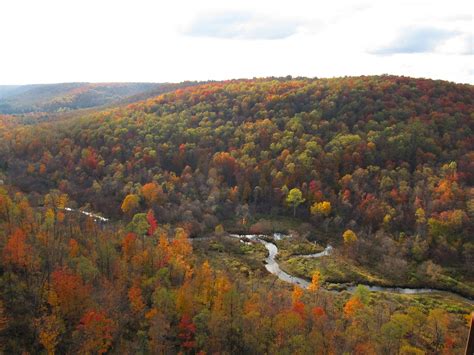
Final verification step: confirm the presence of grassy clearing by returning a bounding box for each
[192,236,268,278]
[275,238,325,258]
[280,253,388,285]
[279,251,474,299]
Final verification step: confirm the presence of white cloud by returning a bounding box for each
[369,27,459,54]
[182,11,304,40]
[0,0,472,84]
[435,34,473,55]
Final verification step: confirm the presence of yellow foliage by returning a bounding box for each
[342,229,358,245]
[121,194,140,214]
[48,290,59,308]
[37,313,64,355]
[45,208,55,225]
[214,224,225,235]
[400,345,426,355]
[415,208,426,224]
[310,201,331,217]
[27,163,35,174]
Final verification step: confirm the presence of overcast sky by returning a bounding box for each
[0,0,472,85]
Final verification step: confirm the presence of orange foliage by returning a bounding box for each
[50,268,90,319]
[2,229,32,269]
[291,285,306,318]
[156,233,170,268]
[171,228,192,260]
[128,285,146,314]
[69,239,79,258]
[354,342,376,355]
[291,285,303,306]
[142,182,162,205]
[122,232,137,261]
[176,279,194,316]
[308,271,321,292]
[343,297,364,319]
[435,179,454,203]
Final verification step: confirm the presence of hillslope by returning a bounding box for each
[0,75,473,353]
[0,81,203,114]
[1,76,473,288]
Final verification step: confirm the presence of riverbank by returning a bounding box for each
[67,208,474,305]
[227,233,474,305]
[278,250,474,301]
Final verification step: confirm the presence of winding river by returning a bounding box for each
[229,233,473,304]
[64,208,472,304]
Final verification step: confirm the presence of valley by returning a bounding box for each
[0,75,472,353]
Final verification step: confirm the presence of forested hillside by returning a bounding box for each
[0,82,201,114]
[0,75,472,353]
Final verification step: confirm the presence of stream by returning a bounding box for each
[229,233,473,304]
[63,207,109,222]
[64,208,472,304]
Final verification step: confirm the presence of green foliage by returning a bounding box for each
[0,76,472,353]
[354,285,371,305]
[286,188,305,216]
[128,213,149,236]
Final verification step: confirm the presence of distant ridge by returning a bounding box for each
[0,82,203,114]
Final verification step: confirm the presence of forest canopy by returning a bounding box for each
[0,75,472,353]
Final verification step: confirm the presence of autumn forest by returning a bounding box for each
[0,75,472,354]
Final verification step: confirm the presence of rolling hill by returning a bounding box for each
[0,82,203,114]
[0,75,473,354]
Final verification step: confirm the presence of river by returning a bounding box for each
[229,233,473,304]
[64,208,472,303]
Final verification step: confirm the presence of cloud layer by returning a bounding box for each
[183,11,301,40]
[371,27,460,54]
[0,0,472,84]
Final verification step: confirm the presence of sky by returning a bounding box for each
[0,0,472,85]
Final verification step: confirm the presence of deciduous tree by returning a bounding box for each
[286,188,305,217]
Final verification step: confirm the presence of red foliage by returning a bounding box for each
[81,148,99,170]
[178,314,196,350]
[146,210,158,236]
[77,310,116,354]
[292,300,306,319]
[312,306,326,319]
